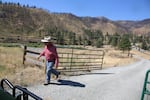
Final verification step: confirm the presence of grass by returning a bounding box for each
[0,64,6,72]
[0,46,45,86]
[0,46,22,77]
[0,43,21,47]
[0,42,43,48]
[26,42,43,47]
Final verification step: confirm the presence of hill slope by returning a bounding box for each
[0,3,150,37]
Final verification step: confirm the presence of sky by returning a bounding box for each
[2,0,150,21]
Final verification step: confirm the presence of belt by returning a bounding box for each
[47,60,55,62]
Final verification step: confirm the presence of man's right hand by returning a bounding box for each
[37,56,40,60]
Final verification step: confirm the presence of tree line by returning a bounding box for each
[45,28,150,52]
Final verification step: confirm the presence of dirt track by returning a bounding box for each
[28,57,150,100]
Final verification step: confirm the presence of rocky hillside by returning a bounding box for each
[117,19,150,35]
[0,3,150,37]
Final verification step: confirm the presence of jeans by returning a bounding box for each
[46,61,59,83]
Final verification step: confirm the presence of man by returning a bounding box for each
[37,36,60,85]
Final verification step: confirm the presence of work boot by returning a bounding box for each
[44,81,50,85]
[56,72,60,80]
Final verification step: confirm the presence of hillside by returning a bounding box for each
[0,3,150,38]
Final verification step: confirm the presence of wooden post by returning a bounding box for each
[70,48,73,71]
[23,45,27,65]
[101,50,105,69]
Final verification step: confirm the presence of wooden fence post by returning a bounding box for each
[101,51,105,69]
[23,45,27,65]
[70,48,74,71]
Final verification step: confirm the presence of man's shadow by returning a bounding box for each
[50,79,86,87]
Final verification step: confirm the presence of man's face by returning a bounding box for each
[44,42,51,45]
[44,42,49,45]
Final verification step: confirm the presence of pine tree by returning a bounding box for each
[141,40,148,50]
[96,38,103,48]
[118,34,131,56]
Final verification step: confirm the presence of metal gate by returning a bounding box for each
[141,69,150,100]
[57,47,104,72]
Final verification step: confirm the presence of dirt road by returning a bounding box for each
[28,58,150,100]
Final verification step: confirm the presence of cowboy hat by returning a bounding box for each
[41,36,52,42]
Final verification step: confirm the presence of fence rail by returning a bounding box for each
[23,46,105,72]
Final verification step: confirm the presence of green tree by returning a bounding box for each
[111,36,118,47]
[96,38,103,48]
[77,35,82,45]
[118,34,131,56]
[141,40,148,50]
[93,30,104,47]
[104,32,109,45]
[110,33,120,47]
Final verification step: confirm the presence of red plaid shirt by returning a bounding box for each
[40,43,59,67]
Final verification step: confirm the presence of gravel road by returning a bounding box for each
[28,57,150,100]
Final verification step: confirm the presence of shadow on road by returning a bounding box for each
[69,72,114,76]
[50,79,86,87]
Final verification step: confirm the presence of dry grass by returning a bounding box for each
[0,47,45,86]
[102,46,150,69]
[103,49,137,68]
[0,47,23,76]
[0,46,150,86]
[131,49,150,59]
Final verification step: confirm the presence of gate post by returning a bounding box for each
[70,48,74,71]
[23,45,27,65]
